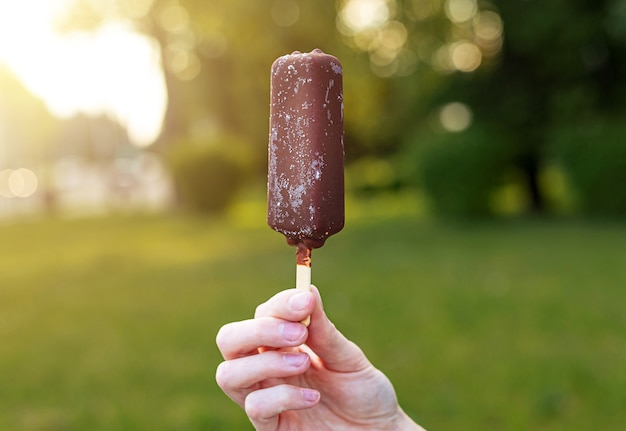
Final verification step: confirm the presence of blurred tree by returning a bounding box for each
[391,0,626,213]
[472,0,626,212]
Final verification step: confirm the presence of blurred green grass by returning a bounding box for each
[1,198,625,430]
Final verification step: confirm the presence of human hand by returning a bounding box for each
[215,286,425,430]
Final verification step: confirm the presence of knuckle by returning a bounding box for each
[254,302,267,318]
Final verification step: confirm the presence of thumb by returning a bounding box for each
[306,285,371,373]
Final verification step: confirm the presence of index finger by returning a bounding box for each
[216,316,308,360]
[254,288,315,322]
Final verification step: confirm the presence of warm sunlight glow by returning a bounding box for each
[0,0,167,147]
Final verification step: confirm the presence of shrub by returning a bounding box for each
[551,118,626,217]
[345,157,402,195]
[167,137,247,214]
[409,124,516,217]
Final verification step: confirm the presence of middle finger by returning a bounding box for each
[215,350,311,404]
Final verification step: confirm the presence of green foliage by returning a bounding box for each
[410,125,516,217]
[167,136,248,214]
[551,118,626,216]
[1,211,625,430]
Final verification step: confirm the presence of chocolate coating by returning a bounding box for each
[267,49,345,249]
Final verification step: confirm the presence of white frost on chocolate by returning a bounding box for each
[330,61,342,75]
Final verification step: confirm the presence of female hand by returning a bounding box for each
[215,286,425,430]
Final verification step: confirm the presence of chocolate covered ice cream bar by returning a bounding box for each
[267,49,344,250]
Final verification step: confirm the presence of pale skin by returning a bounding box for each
[215,286,426,431]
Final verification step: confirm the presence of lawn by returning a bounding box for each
[1,198,625,430]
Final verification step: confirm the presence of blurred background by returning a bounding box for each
[1,0,625,430]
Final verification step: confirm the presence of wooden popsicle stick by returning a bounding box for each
[296,244,312,326]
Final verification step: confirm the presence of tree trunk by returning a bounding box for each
[519,151,545,213]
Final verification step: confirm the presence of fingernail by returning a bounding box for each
[280,322,306,342]
[302,389,320,402]
[289,292,311,311]
[283,353,308,367]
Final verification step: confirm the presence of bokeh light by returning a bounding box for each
[159,4,190,33]
[338,0,418,77]
[378,20,408,52]
[450,41,482,72]
[439,102,473,132]
[168,50,202,81]
[0,168,39,198]
[0,170,13,198]
[408,0,441,21]
[160,3,202,83]
[198,31,228,59]
[474,10,503,41]
[445,0,478,24]
[339,0,390,33]
[271,0,300,27]
[474,10,504,57]
[117,0,155,19]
